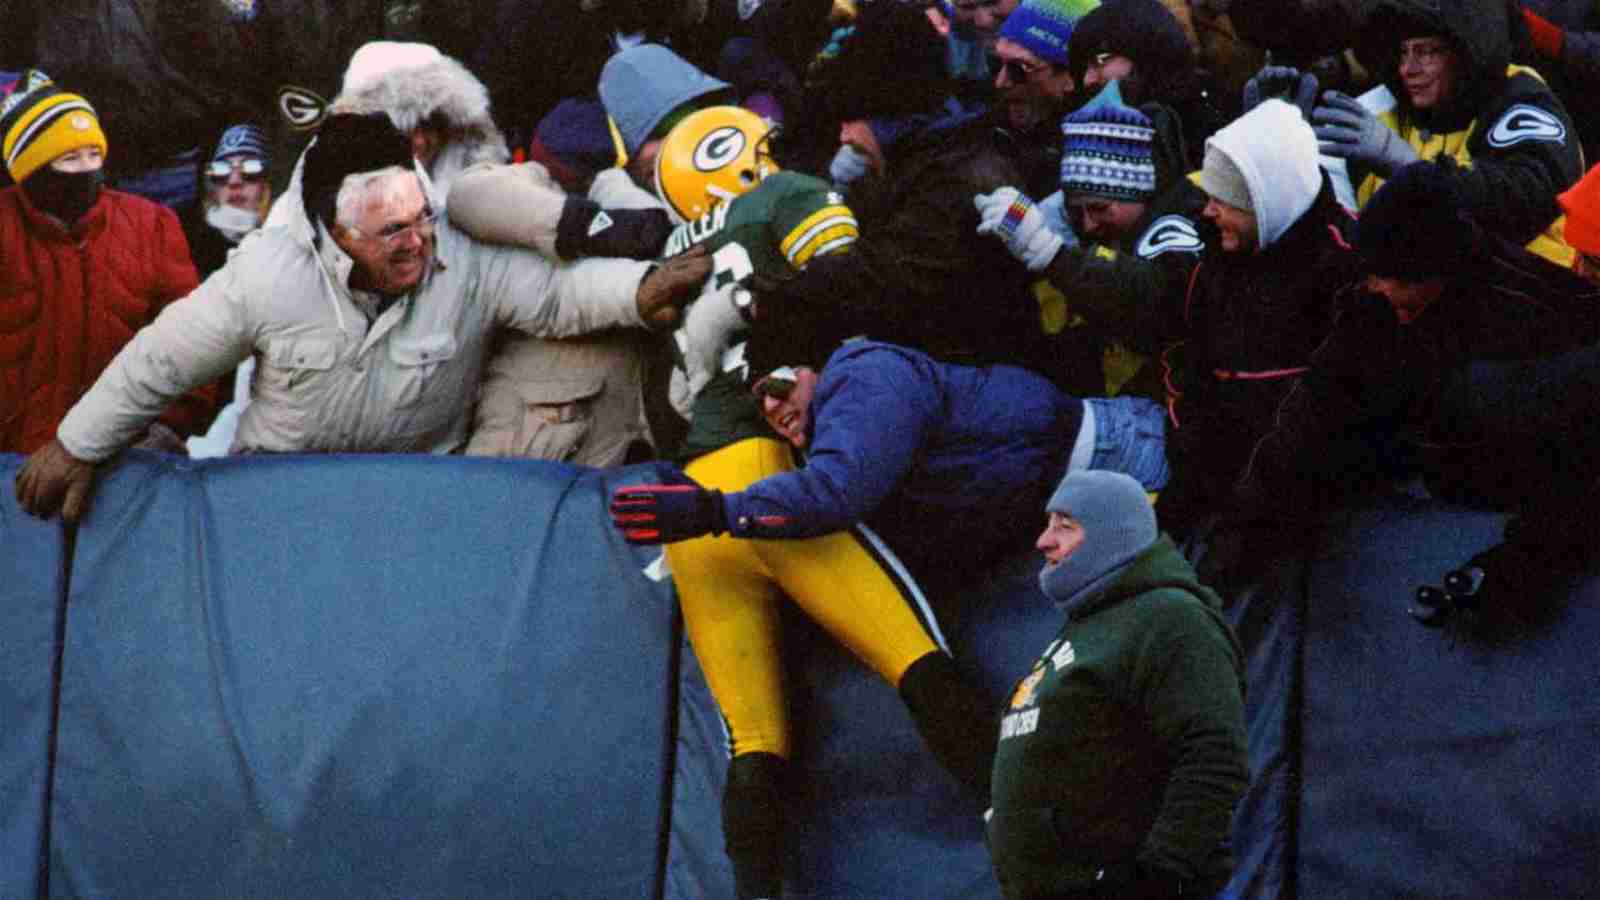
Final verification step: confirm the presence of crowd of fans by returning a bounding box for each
[5,1,1600,897]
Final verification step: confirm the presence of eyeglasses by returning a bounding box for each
[751,366,799,401]
[206,158,266,185]
[348,208,439,249]
[1397,39,1450,67]
[1083,51,1129,75]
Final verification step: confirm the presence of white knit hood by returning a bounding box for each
[1204,99,1321,250]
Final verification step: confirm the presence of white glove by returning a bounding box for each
[829,144,872,187]
[974,187,1063,272]
[674,281,748,405]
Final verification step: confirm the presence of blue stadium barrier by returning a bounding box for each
[5,452,1596,898]
[1,456,65,900]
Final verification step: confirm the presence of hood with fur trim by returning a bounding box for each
[332,41,509,190]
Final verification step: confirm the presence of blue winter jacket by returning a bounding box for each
[721,341,1082,574]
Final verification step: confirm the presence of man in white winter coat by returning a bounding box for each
[13,112,709,523]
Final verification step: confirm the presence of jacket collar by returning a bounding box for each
[18,187,109,242]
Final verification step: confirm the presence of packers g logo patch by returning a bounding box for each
[1136,215,1205,259]
[277,85,329,132]
[693,126,747,172]
[1487,104,1565,148]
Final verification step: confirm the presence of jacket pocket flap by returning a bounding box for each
[513,374,605,406]
[388,332,459,367]
[265,336,340,370]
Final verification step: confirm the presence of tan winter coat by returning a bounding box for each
[57,205,650,462]
[449,162,668,465]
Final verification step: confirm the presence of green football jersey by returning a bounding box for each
[661,171,858,461]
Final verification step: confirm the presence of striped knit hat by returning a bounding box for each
[0,70,107,184]
[998,0,1101,66]
[1058,82,1156,201]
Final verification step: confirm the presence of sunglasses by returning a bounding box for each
[751,366,799,401]
[206,158,267,185]
[995,55,1051,83]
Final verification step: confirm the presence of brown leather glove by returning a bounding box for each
[14,438,99,523]
[635,243,711,330]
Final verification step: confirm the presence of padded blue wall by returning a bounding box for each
[5,453,1597,899]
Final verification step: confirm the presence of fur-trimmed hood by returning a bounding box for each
[332,41,510,183]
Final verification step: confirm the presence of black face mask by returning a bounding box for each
[23,167,104,225]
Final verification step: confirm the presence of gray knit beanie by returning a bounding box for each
[1199,142,1254,213]
[1038,469,1157,613]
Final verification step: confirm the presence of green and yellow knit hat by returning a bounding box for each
[0,70,108,184]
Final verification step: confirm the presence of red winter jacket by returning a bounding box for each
[0,186,216,454]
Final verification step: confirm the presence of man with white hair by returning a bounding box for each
[13,113,709,523]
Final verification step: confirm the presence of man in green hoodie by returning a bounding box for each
[987,470,1248,899]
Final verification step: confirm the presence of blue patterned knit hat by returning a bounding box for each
[211,124,269,164]
[1058,81,1156,201]
[998,0,1101,66]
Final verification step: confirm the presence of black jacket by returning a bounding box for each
[1234,233,1600,520]
[749,113,1083,390]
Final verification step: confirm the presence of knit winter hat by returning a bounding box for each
[599,44,730,156]
[1199,142,1252,213]
[998,0,1102,66]
[211,124,270,164]
[527,98,626,193]
[1066,0,1193,92]
[1038,469,1157,612]
[1558,163,1600,257]
[0,70,108,184]
[1058,81,1156,201]
[301,112,415,230]
[1357,161,1479,280]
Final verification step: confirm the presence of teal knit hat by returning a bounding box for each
[998,0,1102,66]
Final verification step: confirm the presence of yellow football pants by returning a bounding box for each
[666,437,945,759]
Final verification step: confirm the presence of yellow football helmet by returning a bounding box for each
[654,105,780,221]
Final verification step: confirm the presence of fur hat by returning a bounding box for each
[1357,161,1480,280]
[998,0,1102,67]
[1059,81,1156,201]
[333,41,509,177]
[301,112,415,230]
[0,70,108,184]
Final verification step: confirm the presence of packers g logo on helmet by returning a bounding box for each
[655,106,779,221]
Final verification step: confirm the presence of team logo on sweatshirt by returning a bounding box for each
[1136,215,1204,259]
[1487,104,1566,148]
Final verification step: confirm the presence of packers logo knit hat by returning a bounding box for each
[0,70,108,184]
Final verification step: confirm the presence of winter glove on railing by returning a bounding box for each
[974,187,1063,272]
[610,469,728,544]
[1312,91,1418,176]
[1242,65,1319,121]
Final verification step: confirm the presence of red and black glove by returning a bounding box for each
[610,470,729,544]
[1521,6,1566,58]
